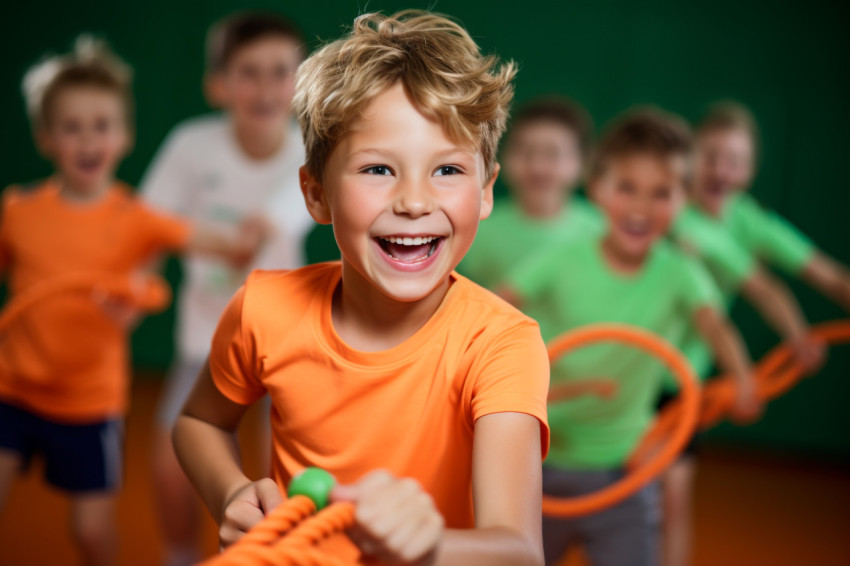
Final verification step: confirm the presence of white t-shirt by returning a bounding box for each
[141,114,313,361]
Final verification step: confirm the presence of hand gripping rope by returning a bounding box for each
[0,270,171,332]
[628,320,850,469]
[200,468,358,566]
[541,323,701,518]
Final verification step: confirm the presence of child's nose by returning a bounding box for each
[392,177,435,218]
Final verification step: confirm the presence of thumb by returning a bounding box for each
[255,478,284,515]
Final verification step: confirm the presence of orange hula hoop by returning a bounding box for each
[0,271,171,333]
[541,324,701,518]
[630,320,850,466]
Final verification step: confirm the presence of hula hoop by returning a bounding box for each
[542,324,700,518]
[0,271,171,333]
[628,320,850,470]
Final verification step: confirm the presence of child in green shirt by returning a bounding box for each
[687,101,850,315]
[459,97,602,296]
[505,108,760,566]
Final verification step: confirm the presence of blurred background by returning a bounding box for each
[0,0,848,564]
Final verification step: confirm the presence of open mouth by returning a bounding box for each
[618,219,651,239]
[375,235,443,264]
[76,156,104,174]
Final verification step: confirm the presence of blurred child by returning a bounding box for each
[684,101,850,313]
[460,96,600,293]
[139,12,313,565]
[0,38,260,566]
[503,108,760,566]
[173,11,551,564]
[659,100,840,566]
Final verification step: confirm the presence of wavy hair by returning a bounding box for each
[292,10,516,180]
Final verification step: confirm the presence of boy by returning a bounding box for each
[661,100,839,566]
[460,96,601,293]
[140,12,313,565]
[681,101,850,313]
[0,38,259,566]
[174,11,550,566]
[503,108,760,566]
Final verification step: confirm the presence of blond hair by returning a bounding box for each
[292,10,516,180]
[22,36,133,130]
[696,100,760,160]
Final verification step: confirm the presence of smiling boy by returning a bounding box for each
[503,108,759,566]
[174,11,550,565]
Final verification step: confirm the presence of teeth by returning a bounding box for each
[381,236,437,246]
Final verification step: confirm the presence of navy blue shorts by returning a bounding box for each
[0,400,123,493]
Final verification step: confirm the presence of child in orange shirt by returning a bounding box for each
[0,38,261,566]
[174,11,551,565]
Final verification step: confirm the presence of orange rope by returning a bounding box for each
[200,496,356,566]
[0,271,171,333]
[542,324,701,517]
[628,320,850,470]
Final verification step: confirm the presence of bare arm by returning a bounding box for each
[185,216,272,267]
[437,412,544,565]
[693,306,761,421]
[173,361,281,545]
[801,252,850,313]
[740,269,825,373]
[331,412,544,566]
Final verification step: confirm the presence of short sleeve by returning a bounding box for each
[139,126,194,215]
[135,203,192,254]
[507,245,562,301]
[679,257,723,314]
[209,286,267,405]
[468,320,551,457]
[754,209,816,274]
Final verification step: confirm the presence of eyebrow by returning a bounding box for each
[347,147,479,162]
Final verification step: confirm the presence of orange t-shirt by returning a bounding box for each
[0,179,191,422]
[211,262,550,556]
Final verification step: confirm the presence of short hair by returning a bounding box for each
[508,96,593,153]
[292,10,516,181]
[589,107,692,181]
[22,36,133,130]
[696,100,760,159]
[206,11,304,72]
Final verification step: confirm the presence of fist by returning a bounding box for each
[332,470,443,565]
[790,336,827,376]
[219,478,284,548]
[730,377,763,424]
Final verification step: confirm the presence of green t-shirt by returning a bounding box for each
[508,236,721,470]
[723,193,816,275]
[671,194,816,379]
[458,196,603,292]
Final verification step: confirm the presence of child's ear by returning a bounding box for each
[299,166,332,225]
[204,73,227,109]
[479,163,499,220]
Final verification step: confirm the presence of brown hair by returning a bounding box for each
[22,36,133,130]
[206,11,304,72]
[292,10,516,181]
[696,100,760,159]
[589,106,692,180]
[508,96,593,152]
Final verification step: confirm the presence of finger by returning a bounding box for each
[334,469,394,504]
[359,479,429,542]
[381,504,437,561]
[394,513,443,564]
[255,478,284,515]
[223,499,265,532]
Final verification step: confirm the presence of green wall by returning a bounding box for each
[1,0,848,458]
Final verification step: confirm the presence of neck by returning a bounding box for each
[600,233,647,275]
[517,192,568,220]
[233,121,286,161]
[333,261,451,352]
[690,189,724,218]
[58,175,111,203]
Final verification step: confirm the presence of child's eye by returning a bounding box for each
[94,118,111,133]
[434,165,461,176]
[362,165,393,176]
